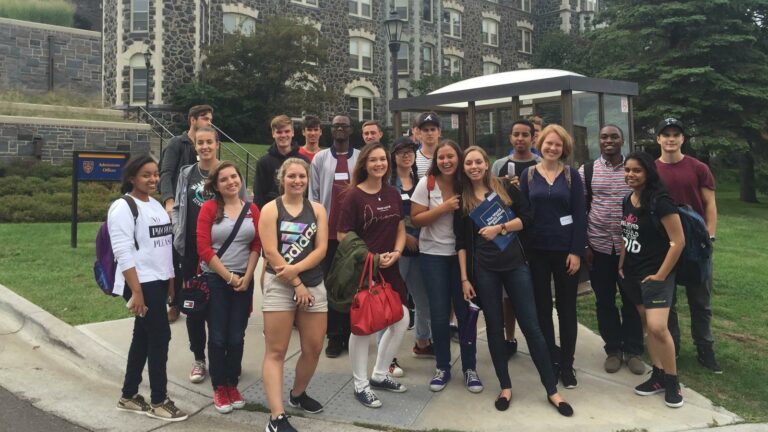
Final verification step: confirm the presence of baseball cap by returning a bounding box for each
[391,136,417,154]
[416,112,441,128]
[655,117,685,136]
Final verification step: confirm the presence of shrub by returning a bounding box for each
[0,0,75,27]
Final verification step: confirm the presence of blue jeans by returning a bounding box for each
[399,255,431,341]
[207,273,252,389]
[474,263,557,395]
[421,253,476,372]
[590,251,643,356]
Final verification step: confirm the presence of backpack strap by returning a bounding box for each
[563,165,572,189]
[584,161,594,212]
[120,195,139,250]
[526,165,535,188]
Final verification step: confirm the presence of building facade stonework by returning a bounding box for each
[103,0,596,125]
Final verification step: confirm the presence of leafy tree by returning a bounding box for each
[173,17,333,143]
[586,0,768,201]
[532,32,592,75]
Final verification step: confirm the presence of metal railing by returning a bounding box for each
[212,123,259,188]
[133,106,175,159]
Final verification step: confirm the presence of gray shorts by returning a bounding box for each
[624,272,676,310]
[262,272,328,313]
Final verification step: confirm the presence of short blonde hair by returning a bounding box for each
[535,124,573,160]
[271,114,293,131]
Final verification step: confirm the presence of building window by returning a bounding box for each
[516,0,531,12]
[397,43,409,75]
[483,61,500,75]
[130,54,148,104]
[422,0,432,22]
[518,28,532,53]
[291,0,319,7]
[422,44,434,75]
[223,13,256,36]
[441,9,461,39]
[349,87,374,122]
[443,55,462,78]
[399,88,412,129]
[131,0,149,32]
[482,18,499,47]
[350,37,373,72]
[394,0,408,19]
[348,0,371,18]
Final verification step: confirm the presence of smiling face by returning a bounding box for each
[302,126,321,146]
[331,115,352,143]
[365,148,388,180]
[130,162,159,195]
[281,162,308,196]
[394,148,415,170]
[509,123,534,154]
[436,145,459,176]
[272,124,294,155]
[656,127,684,155]
[463,149,488,183]
[624,158,647,190]
[194,130,219,162]
[362,124,383,144]
[599,126,623,158]
[215,166,242,198]
[540,132,564,161]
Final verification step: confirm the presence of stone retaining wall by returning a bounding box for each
[0,18,102,97]
[0,116,151,165]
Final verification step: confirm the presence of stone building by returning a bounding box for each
[102,0,597,126]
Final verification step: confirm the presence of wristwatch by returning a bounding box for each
[500,223,508,236]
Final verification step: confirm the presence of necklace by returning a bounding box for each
[540,164,561,186]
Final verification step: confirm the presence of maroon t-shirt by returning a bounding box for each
[337,184,406,302]
[655,156,715,216]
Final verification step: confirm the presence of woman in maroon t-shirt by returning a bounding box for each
[336,142,409,409]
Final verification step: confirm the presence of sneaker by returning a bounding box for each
[189,360,207,383]
[167,306,180,323]
[429,368,451,392]
[288,390,323,414]
[506,339,518,359]
[388,358,405,377]
[561,367,578,389]
[370,376,407,393]
[116,394,150,414]
[213,386,233,414]
[325,338,344,358]
[635,366,665,396]
[625,354,646,375]
[464,369,484,393]
[697,345,723,374]
[354,387,382,408]
[604,353,622,373]
[664,373,684,408]
[412,342,436,358]
[227,386,245,409]
[146,398,188,422]
[266,413,297,432]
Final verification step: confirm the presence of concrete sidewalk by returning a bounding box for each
[0,281,752,432]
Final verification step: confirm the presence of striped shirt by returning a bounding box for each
[416,149,432,178]
[578,156,630,255]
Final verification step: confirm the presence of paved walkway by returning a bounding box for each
[0,282,753,432]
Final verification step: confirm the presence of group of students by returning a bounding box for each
[108,104,720,432]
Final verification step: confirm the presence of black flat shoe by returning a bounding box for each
[495,394,511,411]
[548,397,573,417]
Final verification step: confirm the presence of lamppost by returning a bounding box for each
[143,49,152,117]
[384,7,405,137]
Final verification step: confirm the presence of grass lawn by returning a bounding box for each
[578,181,768,421]
[0,180,766,421]
[218,142,270,189]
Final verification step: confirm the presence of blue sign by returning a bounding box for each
[75,152,129,182]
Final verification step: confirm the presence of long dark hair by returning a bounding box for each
[204,161,243,224]
[120,154,156,193]
[428,139,463,193]
[459,146,512,215]
[625,151,669,214]
[351,141,390,187]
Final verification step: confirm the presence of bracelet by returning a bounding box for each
[461,279,468,283]
[227,272,234,285]
[293,282,303,288]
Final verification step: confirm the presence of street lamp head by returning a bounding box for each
[384,10,405,44]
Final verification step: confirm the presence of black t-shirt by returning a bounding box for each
[621,194,678,278]
[184,165,213,259]
[497,158,538,178]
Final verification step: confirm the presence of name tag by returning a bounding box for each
[430,190,441,199]
[334,172,349,181]
[486,192,498,202]
[560,215,574,226]
[401,193,410,201]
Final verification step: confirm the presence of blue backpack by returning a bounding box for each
[94,195,138,298]
[624,193,713,286]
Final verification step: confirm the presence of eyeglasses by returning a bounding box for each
[331,124,351,130]
[395,150,415,156]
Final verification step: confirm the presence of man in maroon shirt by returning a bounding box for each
[654,118,721,374]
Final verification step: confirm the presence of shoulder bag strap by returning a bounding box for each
[216,201,251,258]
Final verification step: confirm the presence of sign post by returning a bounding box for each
[71,151,130,248]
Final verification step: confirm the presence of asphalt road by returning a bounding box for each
[0,386,88,432]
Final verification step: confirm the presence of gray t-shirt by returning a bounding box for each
[201,203,257,274]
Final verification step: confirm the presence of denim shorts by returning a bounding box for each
[623,272,675,309]
[262,272,327,312]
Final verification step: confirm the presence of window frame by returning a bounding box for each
[349,87,374,122]
[394,0,409,20]
[443,54,462,78]
[348,0,372,18]
[517,0,531,12]
[129,54,148,105]
[422,0,433,22]
[131,0,149,33]
[421,44,434,76]
[517,28,532,54]
[349,37,373,72]
[441,9,462,39]
[397,43,410,75]
[222,12,256,36]
[483,61,500,75]
[291,0,319,7]
[482,18,499,47]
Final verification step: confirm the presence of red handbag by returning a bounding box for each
[350,252,404,336]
